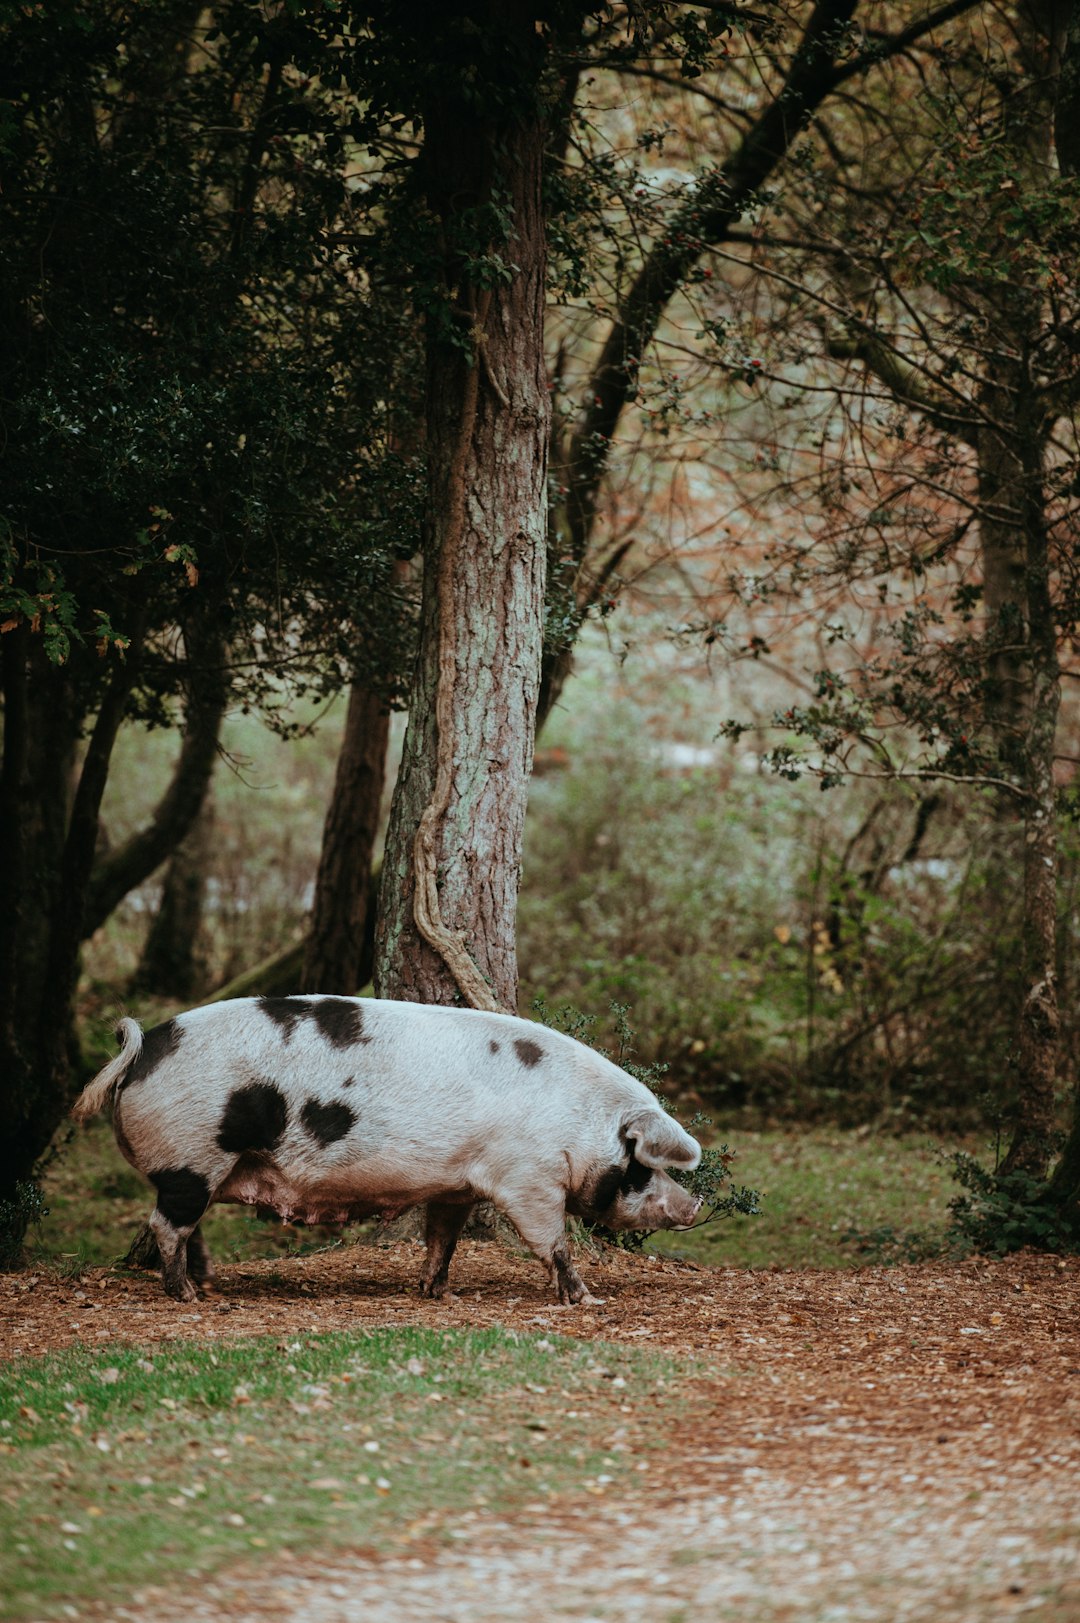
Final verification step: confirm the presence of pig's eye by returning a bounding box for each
[620,1154,653,1194]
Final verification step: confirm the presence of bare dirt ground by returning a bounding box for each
[4,1241,1079,1622]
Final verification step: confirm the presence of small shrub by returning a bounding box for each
[946,1151,1079,1255]
[0,1178,49,1270]
[674,1120,761,1227]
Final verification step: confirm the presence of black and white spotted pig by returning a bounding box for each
[72,996,702,1304]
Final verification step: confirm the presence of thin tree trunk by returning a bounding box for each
[1005,663,1060,1178]
[303,680,390,993]
[1045,0,1080,1224]
[374,3,550,1011]
[988,9,1065,1179]
[1000,411,1062,1177]
[82,612,228,938]
[131,790,216,999]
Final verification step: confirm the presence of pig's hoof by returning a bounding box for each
[556,1289,605,1308]
[164,1277,199,1303]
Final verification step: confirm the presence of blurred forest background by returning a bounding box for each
[3,0,1080,1264]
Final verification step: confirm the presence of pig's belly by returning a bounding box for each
[214,1152,472,1226]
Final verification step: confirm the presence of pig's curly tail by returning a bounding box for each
[70,1017,143,1121]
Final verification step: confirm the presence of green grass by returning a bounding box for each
[34,1118,967,1275]
[0,1328,682,1620]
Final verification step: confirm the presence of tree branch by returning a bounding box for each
[826,331,981,445]
[82,611,229,940]
[40,614,148,1023]
[559,0,987,586]
[831,0,985,87]
[561,0,862,570]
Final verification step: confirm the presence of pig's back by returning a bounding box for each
[113,995,626,1179]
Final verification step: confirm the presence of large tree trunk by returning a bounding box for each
[0,628,143,1258]
[0,633,81,1255]
[303,679,390,993]
[374,3,550,1012]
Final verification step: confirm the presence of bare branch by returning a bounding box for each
[827,332,981,446]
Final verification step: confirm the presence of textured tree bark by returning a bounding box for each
[374,4,550,1011]
[981,13,1065,1180]
[974,370,1033,1039]
[1000,448,1062,1178]
[303,679,390,994]
[1047,0,1080,1226]
[979,403,1033,774]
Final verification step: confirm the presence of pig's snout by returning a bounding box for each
[664,1189,704,1229]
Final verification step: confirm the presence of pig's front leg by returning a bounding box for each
[549,1236,591,1304]
[500,1184,594,1305]
[419,1199,474,1298]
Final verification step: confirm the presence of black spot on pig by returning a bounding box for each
[584,1163,624,1219]
[128,1019,183,1086]
[620,1153,653,1194]
[310,998,368,1049]
[340,1075,355,1088]
[300,1097,357,1147]
[149,1167,210,1229]
[489,1040,500,1054]
[258,997,313,1040]
[514,1038,544,1068]
[576,1154,654,1221]
[217,1079,288,1154]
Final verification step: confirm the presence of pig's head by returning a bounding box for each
[576,1110,703,1233]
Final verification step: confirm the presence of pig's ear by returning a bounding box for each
[623,1111,701,1171]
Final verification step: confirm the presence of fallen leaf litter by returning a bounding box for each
[3,1240,1078,1621]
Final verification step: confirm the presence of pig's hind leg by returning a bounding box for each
[147,1168,214,1302]
[418,1199,474,1298]
[186,1225,216,1289]
[117,1223,214,1288]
